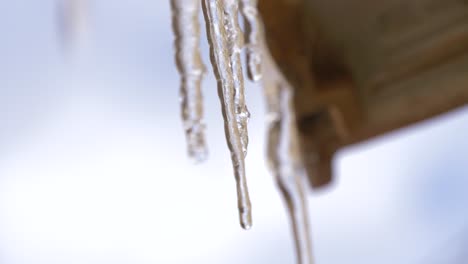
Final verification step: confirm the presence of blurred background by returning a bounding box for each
[1,1,468,263]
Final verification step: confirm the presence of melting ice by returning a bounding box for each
[171,0,314,263]
[170,0,208,162]
[262,40,314,264]
[201,0,252,229]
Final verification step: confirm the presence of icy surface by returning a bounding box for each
[223,0,250,157]
[240,0,262,81]
[262,39,314,264]
[172,0,314,261]
[201,0,252,229]
[170,0,208,162]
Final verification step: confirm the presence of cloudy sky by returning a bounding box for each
[0,1,468,263]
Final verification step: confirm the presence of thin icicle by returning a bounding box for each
[262,39,314,264]
[240,0,262,81]
[171,0,208,163]
[273,86,314,264]
[202,0,252,229]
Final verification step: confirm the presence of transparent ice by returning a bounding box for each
[201,0,252,229]
[223,0,250,158]
[170,0,208,162]
[171,0,314,262]
[240,0,263,81]
[262,36,314,264]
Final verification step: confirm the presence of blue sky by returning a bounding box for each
[0,1,468,263]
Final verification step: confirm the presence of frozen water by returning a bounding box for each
[223,0,250,158]
[201,0,252,229]
[262,37,314,264]
[240,0,262,81]
[170,0,208,162]
[172,0,314,261]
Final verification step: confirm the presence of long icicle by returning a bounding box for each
[202,0,252,229]
[275,85,314,264]
[262,37,314,263]
[240,0,262,81]
[170,0,208,162]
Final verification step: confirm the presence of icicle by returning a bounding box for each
[271,86,314,264]
[262,38,314,264]
[202,0,252,229]
[171,0,314,260]
[240,0,262,81]
[170,0,208,163]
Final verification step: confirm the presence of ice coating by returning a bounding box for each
[170,0,314,261]
[170,0,208,162]
[240,0,262,81]
[262,40,314,263]
[223,0,250,157]
[201,0,252,229]
[269,88,314,264]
